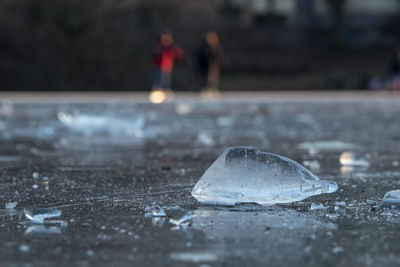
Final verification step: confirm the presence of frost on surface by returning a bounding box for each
[24,207,62,223]
[379,190,400,208]
[191,147,338,206]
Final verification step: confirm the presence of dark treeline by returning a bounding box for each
[1,0,400,91]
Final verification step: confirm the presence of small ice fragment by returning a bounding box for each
[334,201,347,212]
[366,199,378,205]
[5,202,17,209]
[32,184,39,189]
[24,207,62,223]
[169,211,193,227]
[25,225,62,235]
[380,210,395,216]
[339,152,369,167]
[197,131,214,146]
[310,202,325,211]
[145,205,166,217]
[191,147,338,206]
[19,244,30,252]
[379,190,400,208]
[32,172,39,179]
[326,213,339,220]
[334,201,346,207]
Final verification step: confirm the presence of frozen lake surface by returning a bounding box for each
[1,95,400,266]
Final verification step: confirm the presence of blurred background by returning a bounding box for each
[1,0,400,91]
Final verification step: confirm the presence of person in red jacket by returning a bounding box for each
[151,32,184,91]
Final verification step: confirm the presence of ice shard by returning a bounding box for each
[191,147,338,206]
[169,212,193,227]
[144,205,166,217]
[24,207,61,223]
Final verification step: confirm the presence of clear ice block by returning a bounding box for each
[192,147,338,206]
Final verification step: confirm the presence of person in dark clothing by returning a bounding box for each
[369,44,400,91]
[195,31,228,93]
[388,44,400,76]
[388,44,400,91]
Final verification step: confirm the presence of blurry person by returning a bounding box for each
[149,32,184,103]
[195,31,228,98]
[388,44,400,91]
[369,44,400,91]
[389,44,400,76]
[151,32,184,90]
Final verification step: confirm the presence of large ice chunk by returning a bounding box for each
[191,147,338,206]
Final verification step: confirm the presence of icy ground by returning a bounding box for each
[1,99,400,266]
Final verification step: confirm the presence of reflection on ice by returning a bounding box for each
[25,225,62,235]
[0,99,13,116]
[152,217,166,228]
[298,141,359,152]
[191,208,337,262]
[340,166,369,178]
[174,103,193,116]
[339,152,369,167]
[192,147,338,206]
